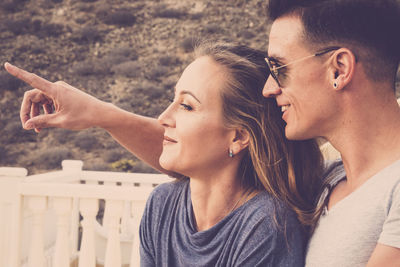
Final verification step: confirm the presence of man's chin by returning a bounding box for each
[285,127,312,141]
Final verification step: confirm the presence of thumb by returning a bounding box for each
[25,113,59,130]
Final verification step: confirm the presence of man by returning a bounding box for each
[262,0,400,266]
[4,0,400,266]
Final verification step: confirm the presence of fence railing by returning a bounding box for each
[0,160,170,267]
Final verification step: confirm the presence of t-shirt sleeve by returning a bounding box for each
[378,181,400,248]
[234,210,305,267]
[139,190,157,267]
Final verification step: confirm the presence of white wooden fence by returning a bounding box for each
[0,160,170,267]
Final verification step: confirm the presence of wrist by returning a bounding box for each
[93,101,137,132]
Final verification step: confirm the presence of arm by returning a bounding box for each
[4,62,169,173]
[367,244,400,267]
[367,183,400,266]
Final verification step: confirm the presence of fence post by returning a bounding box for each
[62,160,83,260]
[0,167,27,267]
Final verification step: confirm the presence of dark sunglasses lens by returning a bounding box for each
[266,59,280,86]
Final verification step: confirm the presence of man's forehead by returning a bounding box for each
[267,16,305,59]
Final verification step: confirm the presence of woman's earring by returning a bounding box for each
[229,148,234,158]
[333,80,338,88]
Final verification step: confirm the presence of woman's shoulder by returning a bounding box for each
[147,178,189,205]
[239,191,302,231]
[231,192,306,264]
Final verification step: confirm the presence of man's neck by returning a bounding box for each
[328,94,400,190]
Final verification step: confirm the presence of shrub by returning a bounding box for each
[141,84,165,99]
[0,146,8,163]
[204,24,223,35]
[111,159,137,172]
[72,61,96,76]
[74,133,100,151]
[3,120,36,143]
[153,5,187,19]
[83,161,110,171]
[71,26,103,43]
[104,149,124,163]
[132,161,157,173]
[39,23,64,37]
[190,12,203,20]
[72,60,111,76]
[110,159,156,173]
[111,61,142,78]
[102,47,138,68]
[180,37,198,53]
[108,47,138,61]
[238,29,256,39]
[102,10,136,26]
[52,129,75,145]
[158,55,180,66]
[33,147,72,170]
[0,0,29,13]
[4,19,30,35]
[0,71,23,92]
[31,19,42,33]
[145,66,169,81]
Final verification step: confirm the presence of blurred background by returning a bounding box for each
[0,0,399,174]
[0,0,271,174]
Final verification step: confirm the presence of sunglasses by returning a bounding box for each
[265,46,341,87]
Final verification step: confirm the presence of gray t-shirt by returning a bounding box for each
[306,159,400,267]
[140,179,306,267]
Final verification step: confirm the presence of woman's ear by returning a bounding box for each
[230,128,250,156]
[329,48,356,91]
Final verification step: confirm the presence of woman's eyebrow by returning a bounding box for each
[179,90,201,104]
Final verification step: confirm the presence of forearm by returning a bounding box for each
[95,102,175,174]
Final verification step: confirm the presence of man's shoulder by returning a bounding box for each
[322,159,346,185]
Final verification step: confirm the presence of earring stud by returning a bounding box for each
[229,149,234,158]
[333,81,338,88]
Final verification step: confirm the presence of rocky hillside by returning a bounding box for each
[0,0,271,174]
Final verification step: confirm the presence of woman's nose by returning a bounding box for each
[158,103,176,127]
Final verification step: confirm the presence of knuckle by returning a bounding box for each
[23,90,34,97]
[54,80,66,85]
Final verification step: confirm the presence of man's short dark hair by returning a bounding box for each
[267,0,400,83]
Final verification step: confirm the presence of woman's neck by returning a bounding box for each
[189,171,253,231]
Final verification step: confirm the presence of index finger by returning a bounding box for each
[4,62,55,95]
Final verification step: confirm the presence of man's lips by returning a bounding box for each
[281,104,290,112]
[279,104,290,122]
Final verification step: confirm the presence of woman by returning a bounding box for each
[4,42,324,266]
[139,42,324,266]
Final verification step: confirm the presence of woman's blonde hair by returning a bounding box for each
[195,42,324,231]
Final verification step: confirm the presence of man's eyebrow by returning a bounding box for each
[176,89,201,103]
[268,55,286,65]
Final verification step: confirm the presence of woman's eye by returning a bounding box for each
[180,103,193,111]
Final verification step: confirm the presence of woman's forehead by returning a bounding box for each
[175,56,227,100]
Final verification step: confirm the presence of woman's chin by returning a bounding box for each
[159,157,175,172]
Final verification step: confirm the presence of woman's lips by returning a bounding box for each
[163,135,177,145]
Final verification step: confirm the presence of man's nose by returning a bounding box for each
[262,76,282,98]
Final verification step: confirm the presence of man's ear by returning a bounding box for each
[230,128,250,156]
[329,48,356,90]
